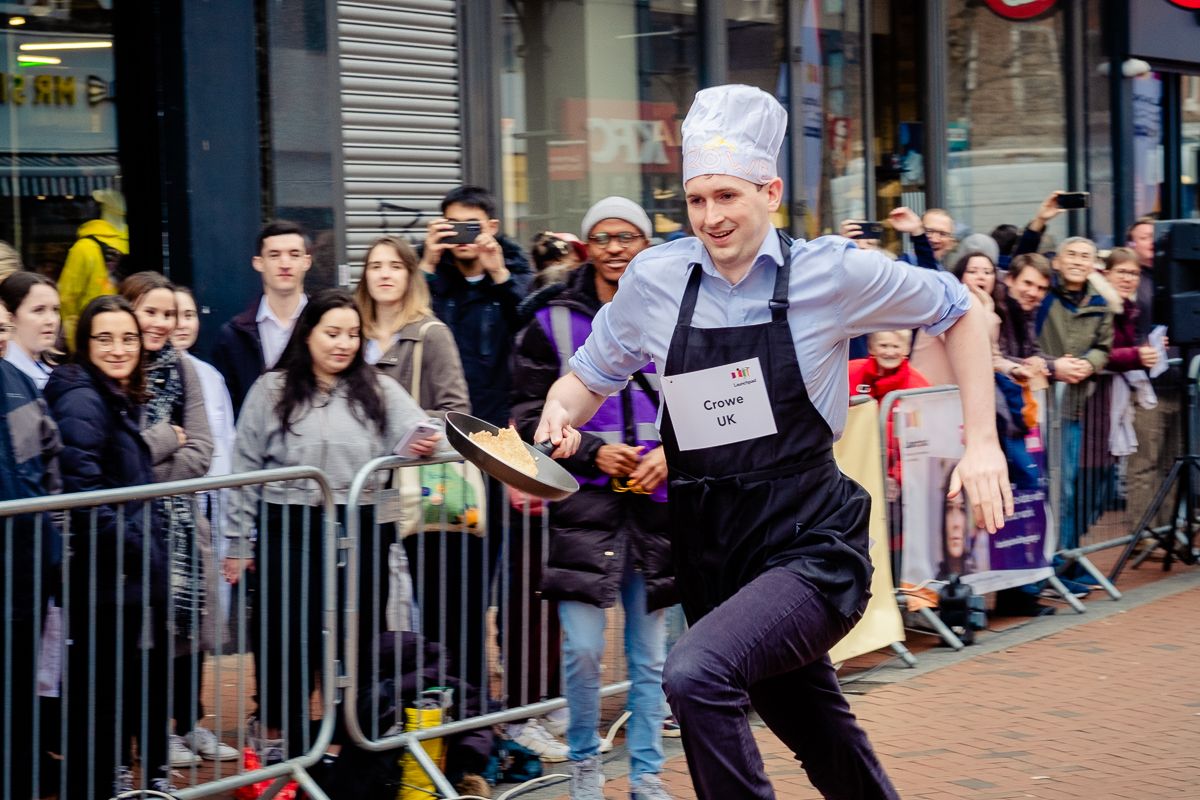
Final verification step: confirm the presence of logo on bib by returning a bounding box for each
[731,366,752,380]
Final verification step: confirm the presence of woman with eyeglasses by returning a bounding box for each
[223,289,437,762]
[1,271,62,390]
[44,295,173,797]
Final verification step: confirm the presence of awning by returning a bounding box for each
[0,153,120,197]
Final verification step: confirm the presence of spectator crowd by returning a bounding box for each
[0,183,1175,799]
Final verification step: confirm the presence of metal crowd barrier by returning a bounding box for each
[342,453,635,799]
[1045,356,1196,590]
[0,467,339,800]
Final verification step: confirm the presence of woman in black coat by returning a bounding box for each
[44,295,172,797]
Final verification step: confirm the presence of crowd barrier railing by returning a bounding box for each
[342,453,635,799]
[1045,355,1198,591]
[0,466,339,800]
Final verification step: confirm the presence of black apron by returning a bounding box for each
[659,230,873,622]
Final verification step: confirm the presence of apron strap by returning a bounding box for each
[770,229,794,322]
[677,262,705,326]
[680,229,795,327]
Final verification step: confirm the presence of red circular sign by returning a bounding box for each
[1166,0,1200,9]
[983,0,1057,19]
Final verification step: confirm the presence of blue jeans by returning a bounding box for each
[559,560,665,779]
[1059,420,1082,551]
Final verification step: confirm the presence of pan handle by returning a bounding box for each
[532,440,556,456]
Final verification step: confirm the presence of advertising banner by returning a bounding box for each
[829,399,906,664]
[896,389,1054,596]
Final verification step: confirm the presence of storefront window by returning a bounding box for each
[871,0,925,239]
[1182,74,1199,219]
[501,0,698,246]
[945,1,1068,244]
[0,2,118,277]
[791,0,865,236]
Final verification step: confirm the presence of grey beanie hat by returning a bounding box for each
[957,232,1000,265]
[580,196,653,241]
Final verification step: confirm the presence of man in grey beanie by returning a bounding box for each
[510,195,676,800]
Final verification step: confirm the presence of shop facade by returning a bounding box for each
[3,1,1196,353]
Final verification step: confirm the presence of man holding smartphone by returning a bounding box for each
[419,185,533,428]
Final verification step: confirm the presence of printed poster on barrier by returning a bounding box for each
[897,390,1054,595]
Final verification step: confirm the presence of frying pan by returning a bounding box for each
[444,411,579,501]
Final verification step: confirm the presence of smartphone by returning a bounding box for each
[394,419,443,458]
[850,221,885,239]
[1056,192,1090,210]
[444,220,482,245]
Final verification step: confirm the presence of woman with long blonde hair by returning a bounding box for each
[354,235,469,418]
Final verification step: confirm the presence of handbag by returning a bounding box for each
[394,321,487,539]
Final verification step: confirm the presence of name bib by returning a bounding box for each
[660,357,777,451]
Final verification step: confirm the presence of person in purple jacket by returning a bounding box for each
[511,197,676,800]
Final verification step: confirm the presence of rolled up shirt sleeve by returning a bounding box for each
[568,263,652,396]
[837,243,971,338]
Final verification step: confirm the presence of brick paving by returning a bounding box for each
[551,571,1200,800]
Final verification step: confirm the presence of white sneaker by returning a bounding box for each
[184,726,239,761]
[246,715,287,765]
[569,756,605,800]
[630,772,674,800]
[113,766,135,796]
[506,718,568,762]
[168,734,203,767]
[542,707,569,738]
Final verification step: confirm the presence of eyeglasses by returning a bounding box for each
[0,325,13,336]
[925,228,954,239]
[1110,268,1141,279]
[588,232,645,248]
[90,334,141,352]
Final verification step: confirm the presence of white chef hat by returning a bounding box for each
[681,84,787,187]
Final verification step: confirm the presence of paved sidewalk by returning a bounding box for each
[535,567,1200,799]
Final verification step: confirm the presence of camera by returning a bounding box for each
[444,221,482,245]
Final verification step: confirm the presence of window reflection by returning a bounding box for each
[946,1,1068,243]
[1183,75,1199,219]
[502,0,698,245]
[0,2,117,278]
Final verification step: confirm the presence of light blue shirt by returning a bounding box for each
[569,230,971,439]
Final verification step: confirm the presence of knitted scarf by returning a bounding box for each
[144,344,203,640]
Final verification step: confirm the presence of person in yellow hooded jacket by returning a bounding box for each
[58,189,130,348]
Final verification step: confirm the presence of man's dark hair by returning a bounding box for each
[441,186,497,219]
[256,219,311,256]
[990,224,1020,257]
[1009,252,1052,281]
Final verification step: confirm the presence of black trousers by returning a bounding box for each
[663,568,898,800]
[250,503,388,757]
[1,615,39,800]
[65,600,170,799]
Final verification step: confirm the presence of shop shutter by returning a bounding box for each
[338,0,462,284]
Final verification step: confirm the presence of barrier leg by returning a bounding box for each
[889,641,918,668]
[912,606,965,650]
[1044,574,1087,613]
[403,731,459,799]
[1073,556,1123,600]
[290,765,332,800]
